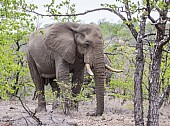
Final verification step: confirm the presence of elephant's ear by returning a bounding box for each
[44,22,79,64]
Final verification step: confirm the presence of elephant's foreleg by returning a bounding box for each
[50,78,60,97]
[49,78,60,109]
[72,69,84,104]
[72,69,84,97]
[27,52,46,113]
[71,69,84,110]
[55,59,70,114]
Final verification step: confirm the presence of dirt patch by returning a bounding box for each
[0,95,170,126]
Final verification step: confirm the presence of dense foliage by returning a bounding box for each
[0,0,36,99]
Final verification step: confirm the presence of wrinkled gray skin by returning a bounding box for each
[104,54,112,84]
[27,22,105,116]
[84,54,112,85]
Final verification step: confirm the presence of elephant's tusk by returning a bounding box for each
[85,64,94,76]
[105,64,123,73]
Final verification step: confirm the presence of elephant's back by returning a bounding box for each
[28,26,52,53]
[27,26,55,72]
[29,26,51,45]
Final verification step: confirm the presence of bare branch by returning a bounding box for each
[26,8,113,17]
[27,7,139,39]
[143,33,156,38]
[113,8,138,40]
[163,49,170,53]
[112,3,138,40]
[27,7,128,24]
[15,95,42,125]
[146,0,162,31]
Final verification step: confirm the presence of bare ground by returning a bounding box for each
[0,94,170,126]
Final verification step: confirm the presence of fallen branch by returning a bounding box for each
[15,95,42,125]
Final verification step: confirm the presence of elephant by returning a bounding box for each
[27,22,106,116]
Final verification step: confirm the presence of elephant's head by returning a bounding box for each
[44,22,105,115]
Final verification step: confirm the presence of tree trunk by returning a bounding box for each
[134,14,146,126]
[147,46,162,126]
[147,15,166,124]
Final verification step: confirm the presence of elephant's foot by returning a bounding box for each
[35,105,47,113]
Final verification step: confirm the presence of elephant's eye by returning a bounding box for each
[85,43,90,48]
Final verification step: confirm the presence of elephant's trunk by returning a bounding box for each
[93,43,105,116]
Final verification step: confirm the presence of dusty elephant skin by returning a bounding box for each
[27,22,105,116]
